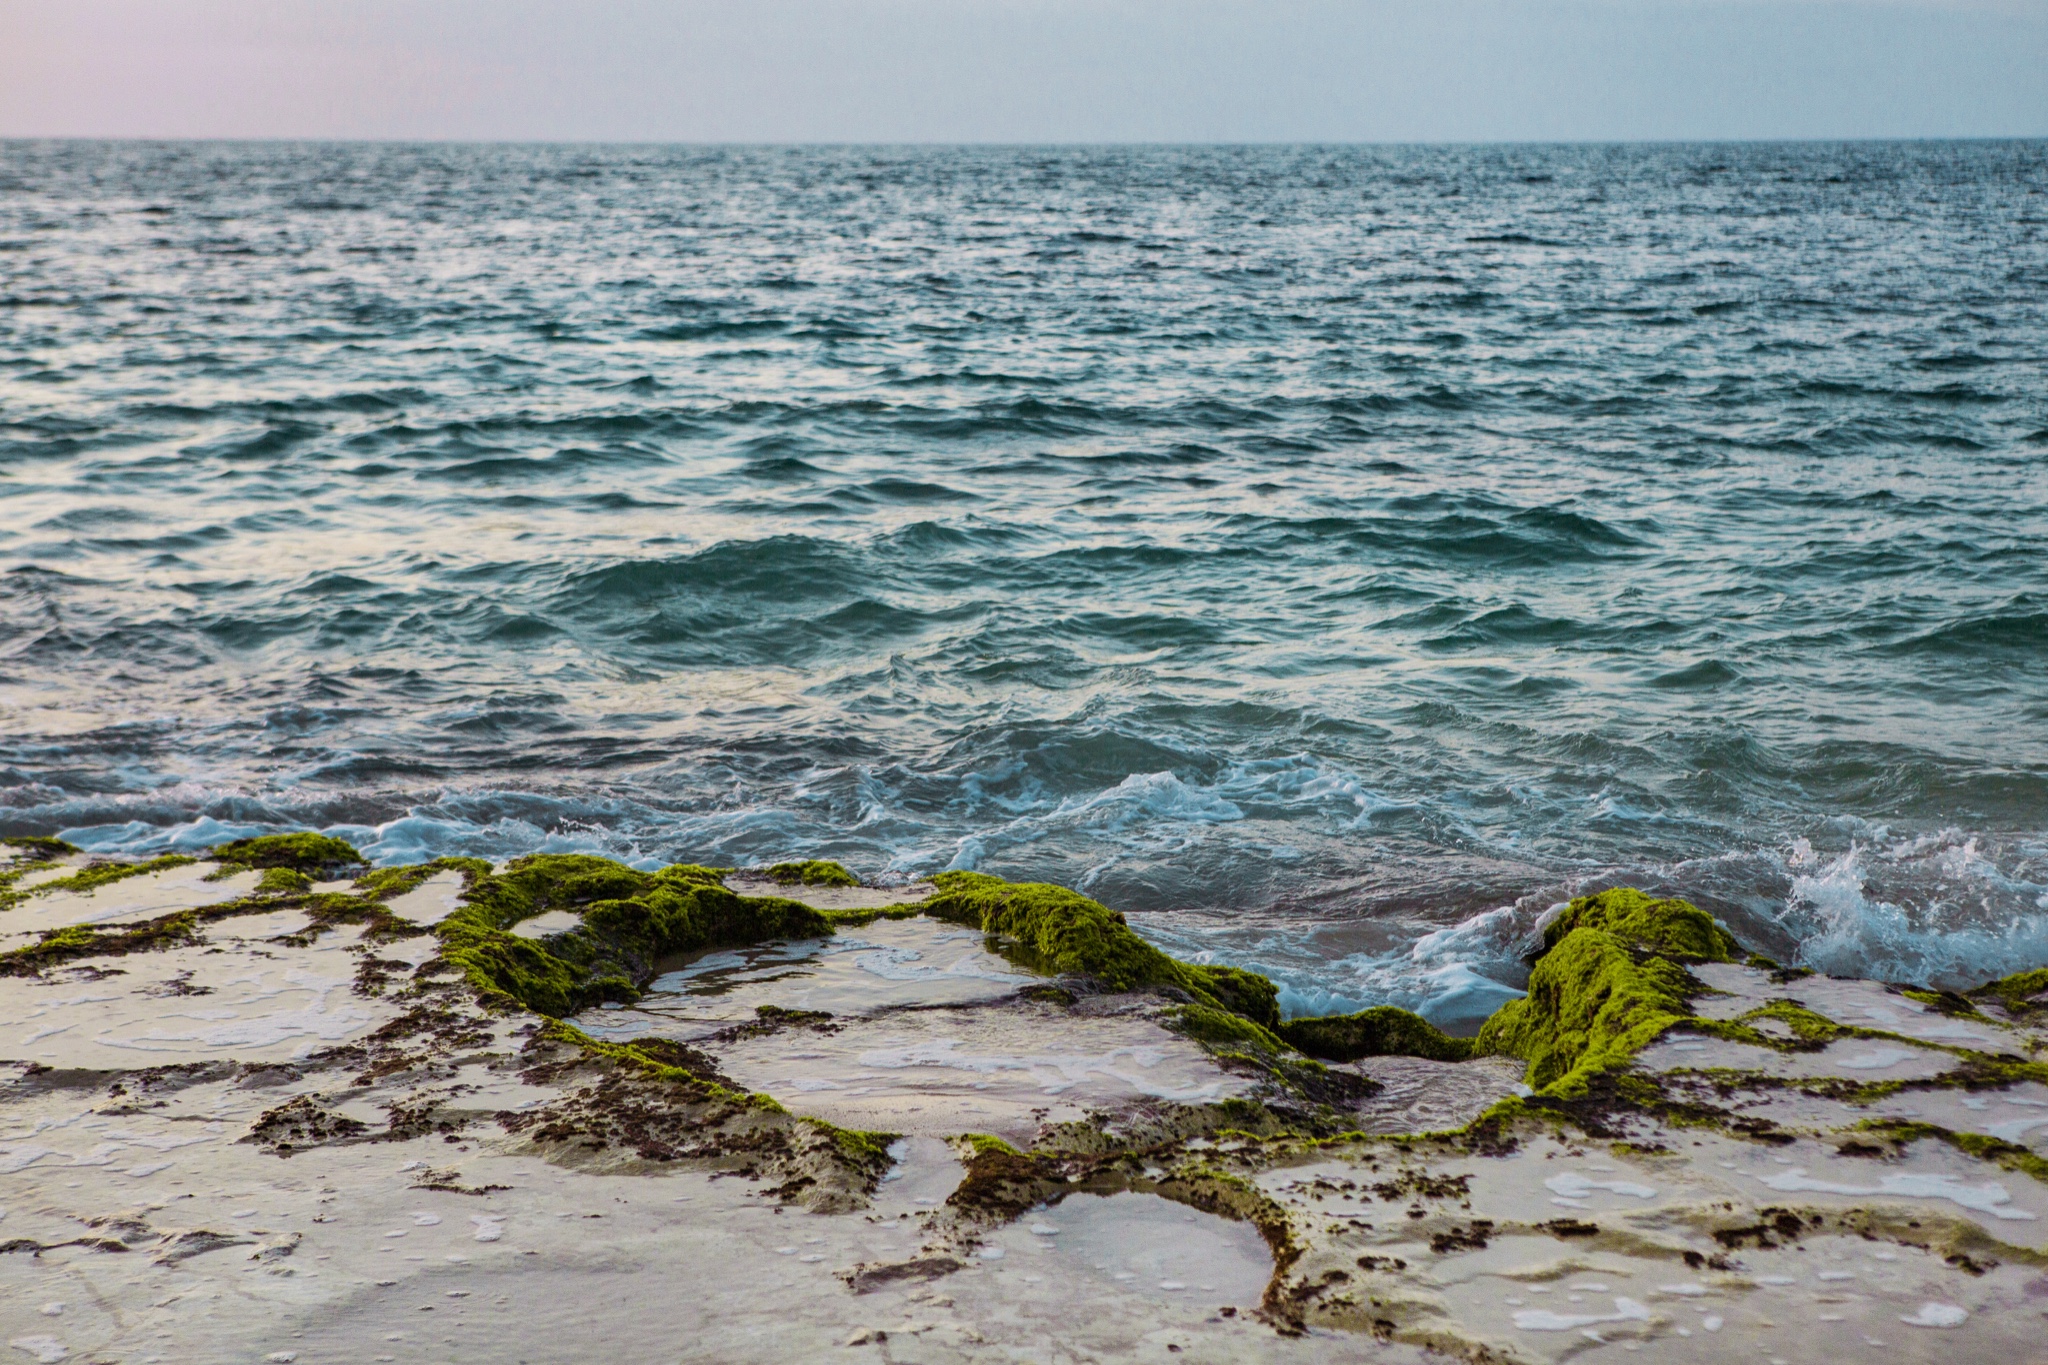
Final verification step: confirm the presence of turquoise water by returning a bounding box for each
[3,141,2045,1021]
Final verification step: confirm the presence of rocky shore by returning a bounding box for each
[6,833,2048,1363]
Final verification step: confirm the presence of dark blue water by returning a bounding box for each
[4,141,2046,1021]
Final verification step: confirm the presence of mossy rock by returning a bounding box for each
[1186,963,1281,1029]
[256,866,313,894]
[1278,1007,1473,1063]
[435,854,834,1016]
[27,854,198,898]
[3,836,80,859]
[1476,923,1701,1095]
[1165,1004,1288,1053]
[1540,887,1737,963]
[209,833,366,876]
[763,860,859,888]
[920,872,1279,1025]
[1971,967,2048,1022]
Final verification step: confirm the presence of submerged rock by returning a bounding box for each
[5,838,2048,1361]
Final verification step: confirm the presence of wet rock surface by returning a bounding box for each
[7,844,2048,1362]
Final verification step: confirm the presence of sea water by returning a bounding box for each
[2,141,2044,1021]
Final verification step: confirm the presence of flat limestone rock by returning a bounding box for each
[10,852,2048,1363]
[724,873,939,911]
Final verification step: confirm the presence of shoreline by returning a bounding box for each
[7,832,2048,1361]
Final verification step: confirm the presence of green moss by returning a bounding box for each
[1475,925,1699,1095]
[956,1132,1022,1159]
[1187,963,1281,1029]
[25,854,197,898]
[539,1019,785,1111]
[352,857,492,902]
[434,854,835,1016]
[2,836,80,858]
[208,833,365,875]
[1901,988,1993,1021]
[1688,999,1852,1053]
[0,858,58,913]
[920,872,1279,1024]
[660,864,731,887]
[1166,1004,1289,1053]
[1970,967,2048,1022]
[814,1121,898,1171]
[0,912,202,976]
[256,866,313,895]
[763,860,859,888]
[1541,887,1738,963]
[1278,1007,1473,1063]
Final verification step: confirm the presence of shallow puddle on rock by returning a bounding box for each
[0,936,383,1070]
[510,909,583,939]
[577,916,1035,1027]
[1347,1054,1527,1133]
[379,870,468,925]
[988,1190,1272,1306]
[696,1004,1250,1142]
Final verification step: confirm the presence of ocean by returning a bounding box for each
[2,139,2044,1025]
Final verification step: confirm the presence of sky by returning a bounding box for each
[2,0,2045,143]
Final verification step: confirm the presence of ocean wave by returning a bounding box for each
[1773,834,2048,988]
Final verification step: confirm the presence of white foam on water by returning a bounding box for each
[1264,904,1531,1030]
[1754,1167,2036,1220]
[1775,838,2048,988]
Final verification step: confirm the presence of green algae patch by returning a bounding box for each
[20,853,198,900]
[820,1124,898,1169]
[0,855,62,913]
[1691,999,1853,1052]
[920,871,1281,1024]
[2,836,80,858]
[763,860,859,888]
[208,833,366,877]
[954,1132,1022,1160]
[353,857,492,903]
[1540,887,1737,963]
[433,854,836,1016]
[256,867,313,895]
[0,912,204,976]
[1278,1007,1474,1064]
[1167,1004,1289,1054]
[1971,967,2048,1023]
[1476,925,1699,1095]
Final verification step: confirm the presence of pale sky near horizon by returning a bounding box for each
[3,0,2045,143]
